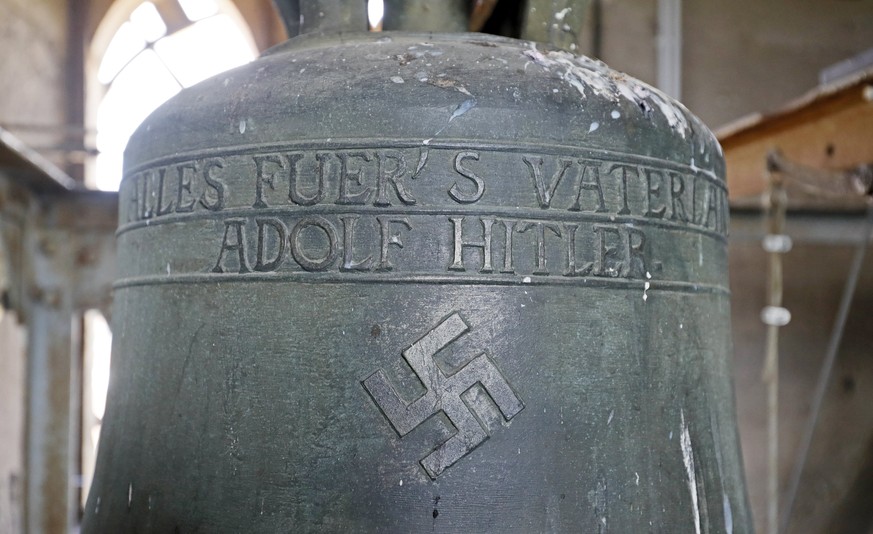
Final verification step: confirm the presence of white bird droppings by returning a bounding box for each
[390,76,404,84]
[554,7,572,20]
[522,44,696,140]
[723,492,733,534]
[680,410,702,534]
[449,99,477,121]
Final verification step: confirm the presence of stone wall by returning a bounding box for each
[0,0,69,168]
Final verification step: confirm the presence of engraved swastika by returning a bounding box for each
[363,313,524,479]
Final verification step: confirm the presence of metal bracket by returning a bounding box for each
[0,125,117,533]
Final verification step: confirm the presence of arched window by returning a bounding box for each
[88,0,258,191]
[81,0,260,506]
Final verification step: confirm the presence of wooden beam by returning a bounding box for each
[718,73,873,210]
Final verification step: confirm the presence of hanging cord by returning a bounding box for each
[762,155,789,534]
[762,151,873,533]
[779,197,873,533]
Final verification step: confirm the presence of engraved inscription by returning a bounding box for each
[210,214,412,274]
[120,147,729,237]
[125,158,226,223]
[207,212,652,281]
[448,215,647,278]
[117,145,731,290]
[251,150,419,209]
[449,151,486,204]
[363,313,524,479]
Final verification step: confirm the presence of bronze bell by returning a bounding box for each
[83,1,751,531]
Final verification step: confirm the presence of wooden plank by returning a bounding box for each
[0,127,76,193]
[718,75,873,210]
